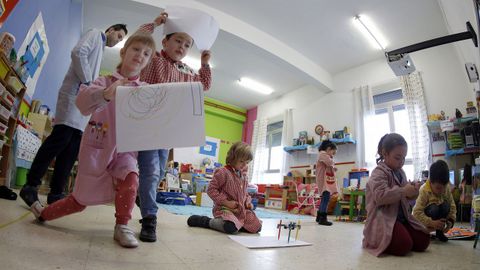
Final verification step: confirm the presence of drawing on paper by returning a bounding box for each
[116,82,205,152]
[119,82,203,120]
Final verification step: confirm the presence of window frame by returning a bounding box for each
[373,90,413,167]
[265,121,283,174]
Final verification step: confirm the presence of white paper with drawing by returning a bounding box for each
[115,82,205,152]
[164,5,219,50]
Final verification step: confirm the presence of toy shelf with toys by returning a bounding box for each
[283,137,356,153]
[427,116,480,157]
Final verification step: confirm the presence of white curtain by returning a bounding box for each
[249,118,268,184]
[400,71,430,180]
[281,109,294,177]
[353,85,375,168]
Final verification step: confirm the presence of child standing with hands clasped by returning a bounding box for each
[363,133,430,256]
[30,33,156,248]
[413,160,456,242]
[187,142,262,234]
[315,140,338,226]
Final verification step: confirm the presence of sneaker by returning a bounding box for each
[30,201,45,222]
[139,215,157,242]
[114,224,138,248]
[20,185,39,207]
[187,215,211,228]
[47,193,65,204]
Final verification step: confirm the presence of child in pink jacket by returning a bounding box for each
[30,33,156,248]
[315,140,338,226]
[187,142,262,234]
[363,133,430,256]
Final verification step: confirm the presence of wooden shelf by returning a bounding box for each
[0,98,12,109]
[283,137,356,153]
[0,54,26,181]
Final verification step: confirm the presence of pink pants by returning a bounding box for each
[384,221,430,256]
[41,173,139,225]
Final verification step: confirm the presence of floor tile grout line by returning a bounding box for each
[0,211,30,229]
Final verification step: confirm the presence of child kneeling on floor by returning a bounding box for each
[187,142,262,234]
[30,33,156,248]
[413,160,456,242]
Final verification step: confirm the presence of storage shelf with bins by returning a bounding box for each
[426,117,480,158]
[0,54,27,186]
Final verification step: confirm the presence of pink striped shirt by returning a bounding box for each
[138,23,212,90]
[207,166,262,232]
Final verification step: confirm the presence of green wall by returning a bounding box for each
[204,97,246,164]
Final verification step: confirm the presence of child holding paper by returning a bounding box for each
[135,11,214,242]
[30,33,156,248]
[187,142,262,234]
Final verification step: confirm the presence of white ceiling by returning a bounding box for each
[84,0,452,109]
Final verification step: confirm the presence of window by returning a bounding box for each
[365,89,414,179]
[263,121,283,184]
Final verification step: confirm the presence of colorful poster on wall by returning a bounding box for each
[174,136,221,167]
[0,0,19,28]
[199,136,220,158]
[17,12,50,98]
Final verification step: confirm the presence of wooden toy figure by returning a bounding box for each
[277,220,302,243]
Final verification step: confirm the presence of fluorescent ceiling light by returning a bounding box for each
[353,15,388,50]
[238,77,274,95]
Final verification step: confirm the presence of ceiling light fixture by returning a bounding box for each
[353,15,388,50]
[238,77,274,95]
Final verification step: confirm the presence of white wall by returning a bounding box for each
[258,40,475,168]
[438,0,479,69]
[257,0,478,174]
[334,44,475,118]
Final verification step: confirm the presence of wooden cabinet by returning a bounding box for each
[0,55,27,186]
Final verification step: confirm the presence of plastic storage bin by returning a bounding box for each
[15,167,28,187]
[2,90,14,106]
[0,121,7,135]
[0,59,9,79]
[0,104,11,120]
[7,76,22,93]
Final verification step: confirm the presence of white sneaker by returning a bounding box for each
[30,200,45,222]
[114,224,138,248]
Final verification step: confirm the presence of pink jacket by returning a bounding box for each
[207,166,262,232]
[362,162,428,256]
[315,151,338,194]
[72,72,144,205]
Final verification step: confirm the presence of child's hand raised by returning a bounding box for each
[103,78,129,101]
[201,50,211,66]
[154,12,168,26]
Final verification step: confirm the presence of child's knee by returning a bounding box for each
[125,173,139,188]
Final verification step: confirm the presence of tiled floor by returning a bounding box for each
[0,192,479,270]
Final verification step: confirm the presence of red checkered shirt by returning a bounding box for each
[138,23,212,91]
